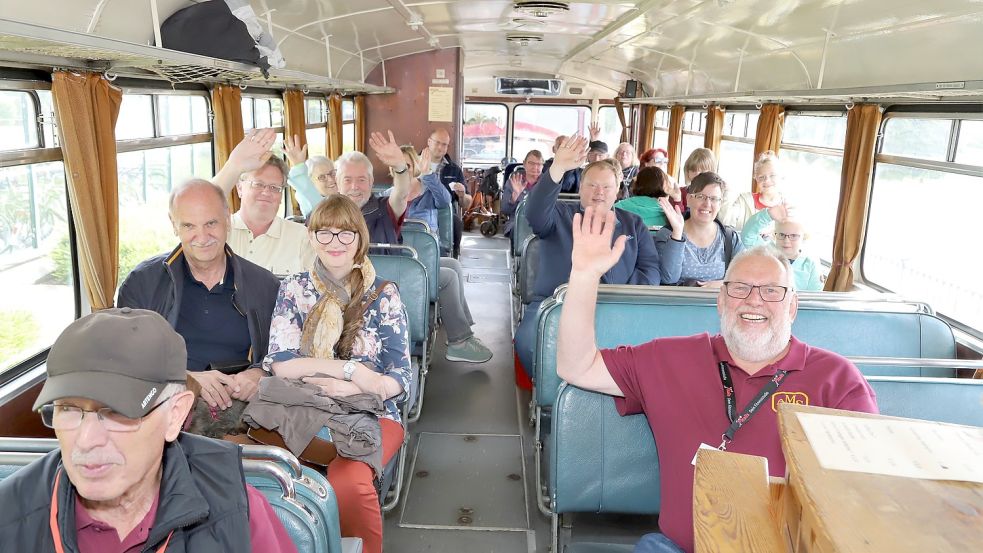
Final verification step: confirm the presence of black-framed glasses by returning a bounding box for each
[723,281,789,302]
[40,400,169,433]
[313,229,357,245]
[315,171,336,183]
[689,192,722,204]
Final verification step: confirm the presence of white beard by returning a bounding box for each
[720,309,792,364]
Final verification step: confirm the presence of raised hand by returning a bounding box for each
[368,130,406,168]
[419,146,433,175]
[509,172,526,201]
[283,134,308,167]
[571,206,626,279]
[588,121,601,141]
[767,202,790,223]
[227,128,276,173]
[658,197,685,240]
[553,135,589,174]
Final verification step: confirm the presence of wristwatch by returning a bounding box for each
[393,164,409,175]
[343,360,357,381]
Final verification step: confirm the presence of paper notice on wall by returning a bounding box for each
[428,87,453,122]
[796,412,983,483]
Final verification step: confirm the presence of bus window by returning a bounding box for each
[0,87,75,377]
[678,110,706,181]
[463,103,507,165]
[512,104,590,160]
[956,120,982,164]
[779,112,848,262]
[717,111,756,196]
[864,114,983,332]
[116,92,214,285]
[597,105,628,151]
[243,96,285,156]
[652,109,670,153]
[305,97,328,157]
[115,94,155,140]
[342,98,355,153]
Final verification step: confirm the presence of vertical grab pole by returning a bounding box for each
[324,36,333,79]
[149,0,163,48]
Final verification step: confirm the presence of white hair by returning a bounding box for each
[307,155,333,172]
[724,245,795,290]
[336,151,374,181]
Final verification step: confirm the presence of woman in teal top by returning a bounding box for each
[615,166,670,227]
[741,206,823,290]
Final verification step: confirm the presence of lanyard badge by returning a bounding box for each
[716,361,788,450]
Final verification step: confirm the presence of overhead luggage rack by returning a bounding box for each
[0,17,392,94]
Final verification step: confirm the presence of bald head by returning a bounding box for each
[427,128,451,162]
[169,179,228,217]
[168,179,230,268]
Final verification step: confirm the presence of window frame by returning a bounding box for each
[860,109,983,337]
[0,81,81,384]
[241,91,286,136]
[510,103,592,160]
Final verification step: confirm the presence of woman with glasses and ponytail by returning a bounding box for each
[261,195,412,553]
[655,172,744,287]
[741,203,823,291]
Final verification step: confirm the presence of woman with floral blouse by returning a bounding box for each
[263,194,411,553]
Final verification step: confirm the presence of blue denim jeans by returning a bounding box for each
[634,533,685,553]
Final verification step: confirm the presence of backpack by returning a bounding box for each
[161,0,271,76]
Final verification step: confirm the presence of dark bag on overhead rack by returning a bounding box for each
[160,0,271,76]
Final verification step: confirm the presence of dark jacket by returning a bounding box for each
[436,154,465,207]
[526,169,683,302]
[363,194,402,245]
[543,158,581,193]
[0,433,251,552]
[117,244,280,368]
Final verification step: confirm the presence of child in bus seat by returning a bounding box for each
[719,150,783,230]
[741,203,823,291]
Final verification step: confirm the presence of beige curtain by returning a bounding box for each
[824,104,882,291]
[638,105,656,153]
[703,106,725,157]
[212,84,245,211]
[328,94,343,159]
[282,89,307,215]
[51,71,122,310]
[354,96,366,152]
[751,104,785,192]
[666,105,686,178]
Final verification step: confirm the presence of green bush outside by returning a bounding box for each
[0,309,39,367]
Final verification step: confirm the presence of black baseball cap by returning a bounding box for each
[588,140,609,154]
[33,308,188,419]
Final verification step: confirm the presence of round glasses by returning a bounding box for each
[723,281,789,302]
[774,232,802,241]
[314,229,357,245]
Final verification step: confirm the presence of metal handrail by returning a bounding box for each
[243,459,296,500]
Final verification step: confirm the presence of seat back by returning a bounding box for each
[402,218,431,234]
[535,286,957,410]
[437,206,453,256]
[550,384,660,514]
[867,376,983,427]
[400,229,440,303]
[244,459,328,553]
[518,235,542,306]
[512,199,531,257]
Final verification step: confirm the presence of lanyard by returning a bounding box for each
[49,469,173,553]
[716,361,788,450]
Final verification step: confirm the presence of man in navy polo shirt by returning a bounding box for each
[118,179,280,411]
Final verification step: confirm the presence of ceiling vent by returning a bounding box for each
[506,32,544,46]
[567,85,584,95]
[513,1,570,18]
[496,77,563,96]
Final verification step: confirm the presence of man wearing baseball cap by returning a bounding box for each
[587,140,610,163]
[0,308,297,552]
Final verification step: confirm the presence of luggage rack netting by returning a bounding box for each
[143,64,256,85]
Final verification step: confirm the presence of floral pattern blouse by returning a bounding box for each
[263,274,413,424]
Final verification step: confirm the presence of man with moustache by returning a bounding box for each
[0,308,296,552]
[556,231,878,553]
[512,135,685,378]
[117,179,280,412]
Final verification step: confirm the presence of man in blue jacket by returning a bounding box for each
[513,136,684,378]
[423,128,465,257]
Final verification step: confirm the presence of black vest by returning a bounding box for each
[363,194,401,245]
[0,433,251,552]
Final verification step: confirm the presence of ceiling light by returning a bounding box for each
[513,1,570,19]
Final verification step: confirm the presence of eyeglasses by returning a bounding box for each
[774,232,802,241]
[428,137,450,148]
[40,400,169,432]
[653,158,668,165]
[754,173,779,182]
[314,229,357,245]
[245,180,285,194]
[723,281,789,302]
[689,193,722,204]
[315,171,336,183]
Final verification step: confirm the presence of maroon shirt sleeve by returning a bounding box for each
[834,379,880,415]
[600,342,655,416]
[246,484,299,553]
[384,196,407,236]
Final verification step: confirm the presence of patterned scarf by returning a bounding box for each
[299,257,377,360]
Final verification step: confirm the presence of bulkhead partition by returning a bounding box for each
[535,286,956,410]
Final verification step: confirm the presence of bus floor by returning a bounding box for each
[382,232,657,552]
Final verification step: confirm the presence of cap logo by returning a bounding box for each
[141,387,158,409]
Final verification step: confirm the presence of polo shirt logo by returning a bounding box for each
[772,391,809,412]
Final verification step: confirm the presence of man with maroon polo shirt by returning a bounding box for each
[556,207,877,553]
